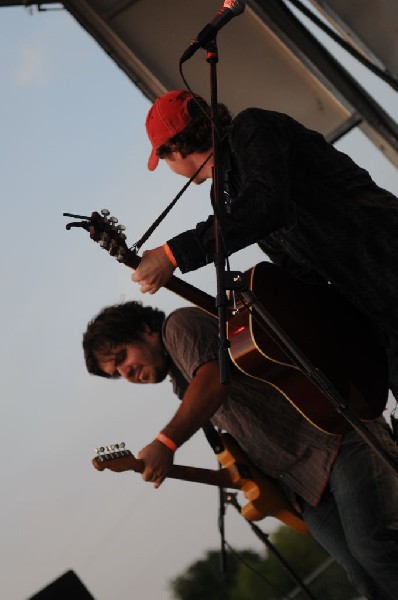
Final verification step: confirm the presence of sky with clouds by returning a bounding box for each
[1,3,397,600]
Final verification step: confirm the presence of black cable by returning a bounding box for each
[283,0,398,91]
[222,538,293,598]
[178,61,223,141]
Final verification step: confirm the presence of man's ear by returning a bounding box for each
[143,325,158,339]
[167,150,184,162]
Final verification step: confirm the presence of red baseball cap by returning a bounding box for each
[145,90,199,171]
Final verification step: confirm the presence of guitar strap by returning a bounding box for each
[391,412,398,442]
[131,153,213,253]
[202,422,225,455]
[202,423,254,478]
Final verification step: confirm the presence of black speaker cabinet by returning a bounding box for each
[28,570,95,599]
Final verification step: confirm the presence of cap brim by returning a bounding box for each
[148,148,159,171]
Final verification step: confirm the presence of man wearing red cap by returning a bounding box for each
[132,89,398,403]
[145,90,210,173]
[132,89,229,292]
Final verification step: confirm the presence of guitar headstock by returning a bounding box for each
[64,208,218,316]
[64,209,131,265]
[92,442,143,473]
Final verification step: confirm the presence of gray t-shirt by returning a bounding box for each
[162,307,341,506]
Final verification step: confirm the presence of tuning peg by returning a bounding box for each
[99,232,110,249]
[101,209,110,217]
[116,225,126,240]
[109,216,118,225]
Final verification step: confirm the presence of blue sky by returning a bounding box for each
[1,4,397,600]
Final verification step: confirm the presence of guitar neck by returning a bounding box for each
[168,464,240,489]
[93,452,240,489]
[66,212,218,317]
[124,251,217,317]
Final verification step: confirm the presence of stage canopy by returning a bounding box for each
[2,0,398,165]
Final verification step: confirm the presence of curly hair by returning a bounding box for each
[157,98,233,159]
[82,301,166,378]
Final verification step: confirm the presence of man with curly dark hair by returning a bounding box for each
[82,299,398,600]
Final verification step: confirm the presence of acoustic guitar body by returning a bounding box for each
[227,262,389,433]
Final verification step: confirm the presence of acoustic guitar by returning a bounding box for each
[227,262,389,433]
[92,434,309,535]
[64,209,388,434]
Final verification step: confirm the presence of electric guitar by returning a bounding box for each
[92,434,309,535]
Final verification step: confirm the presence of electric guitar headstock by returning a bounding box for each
[91,438,309,533]
[92,442,144,474]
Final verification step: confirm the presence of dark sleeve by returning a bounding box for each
[162,308,219,382]
[168,110,296,273]
[258,239,327,284]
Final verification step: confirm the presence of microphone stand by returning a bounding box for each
[224,492,319,600]
[203,424,229,573]
[202,424,316,592]
[218,484,228,574]
[205,38,231,385]
[192,36,398,479]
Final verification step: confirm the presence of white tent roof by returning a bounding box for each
[59,0,398,165]
[2,0,398,163]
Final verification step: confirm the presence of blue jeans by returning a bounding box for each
[299,417,398,600]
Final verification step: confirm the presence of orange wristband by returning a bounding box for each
[163,243,178,268]
[156,432,178,452]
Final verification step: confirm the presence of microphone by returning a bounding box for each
[180,0,246,64]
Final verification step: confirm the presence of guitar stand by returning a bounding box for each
[225,271,398,479]
[223,492,318,600]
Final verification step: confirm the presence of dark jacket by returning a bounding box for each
[167,108,398,335]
